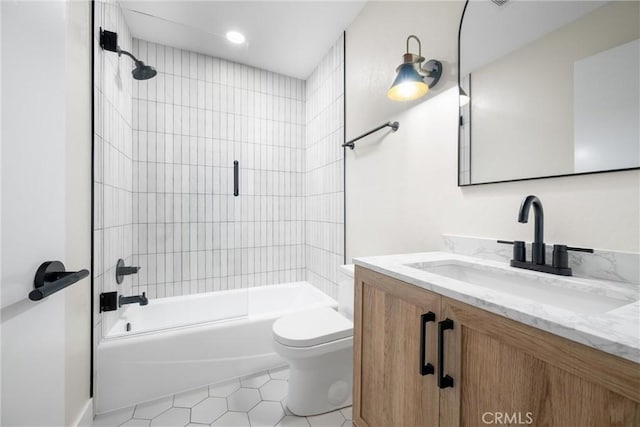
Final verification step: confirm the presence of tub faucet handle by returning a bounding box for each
[116,258,141,284]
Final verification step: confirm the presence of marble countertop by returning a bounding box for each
[353,252,640,363]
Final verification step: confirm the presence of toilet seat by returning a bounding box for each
[273,307,353,348]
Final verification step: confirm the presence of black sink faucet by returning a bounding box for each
[518,195,545,265]
[499,195,594,276]
[119,292,148,307]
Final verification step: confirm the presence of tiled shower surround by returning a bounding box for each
[94,0,345,310]
[93,2,345,413]
[92,1,344,414]
[305,36,345,299]
[129,40,307,298]
[93,0,135,383]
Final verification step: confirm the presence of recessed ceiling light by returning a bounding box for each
[226,31,246,44]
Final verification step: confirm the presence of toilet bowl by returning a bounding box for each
[272,265,355,416]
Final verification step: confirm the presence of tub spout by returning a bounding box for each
[119,292,148,307]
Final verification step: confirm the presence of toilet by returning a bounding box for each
[272,265,355,416]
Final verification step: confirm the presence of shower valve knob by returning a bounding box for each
[116,258,141,284]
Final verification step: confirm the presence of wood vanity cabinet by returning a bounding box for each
[353,266,640,427]
[353,266,441,427]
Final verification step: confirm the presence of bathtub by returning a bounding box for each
[96,282,337,414]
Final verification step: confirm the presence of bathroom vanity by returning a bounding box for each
[351,253,640,427]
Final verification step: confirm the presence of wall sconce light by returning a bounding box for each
[459,87,470,107]
[387,35,442,101]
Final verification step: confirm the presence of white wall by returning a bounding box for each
[0,0,2,414]
[1,1,92,425]
[65,1,92,425]
[305,35,345,299]
[345,1,640,262]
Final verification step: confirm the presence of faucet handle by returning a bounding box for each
[498,240,526,262]
[116,258,141,284]
[512,241,526,262]
[566,246,594,253]
[553,244,594,269]
[552,245,569,269]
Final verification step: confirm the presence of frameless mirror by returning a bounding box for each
[458,0,640,185]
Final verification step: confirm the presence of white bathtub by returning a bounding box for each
[96,282,337,414]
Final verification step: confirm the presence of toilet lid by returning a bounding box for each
[273,307,353,348]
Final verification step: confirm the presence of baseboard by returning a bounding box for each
[73,398,93,427]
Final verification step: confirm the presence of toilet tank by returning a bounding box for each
[337,264,355,320]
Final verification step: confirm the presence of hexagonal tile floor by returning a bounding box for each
[93,366,352,427]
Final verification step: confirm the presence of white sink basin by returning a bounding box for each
[405,260,635,314]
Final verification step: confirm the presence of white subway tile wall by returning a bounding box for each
[95,1,344,328]
[93,0,134,386]
[305,35,345,299]
[129,39,308,298]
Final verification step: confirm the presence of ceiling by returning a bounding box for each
[460,0,606,75]
[120,1,366,80]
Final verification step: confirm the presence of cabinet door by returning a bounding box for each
[353,266,441,427]
[439,297,640,427]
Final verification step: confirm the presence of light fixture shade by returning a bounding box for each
[387,63,429,101]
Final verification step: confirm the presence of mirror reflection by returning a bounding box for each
[459,0,640,185]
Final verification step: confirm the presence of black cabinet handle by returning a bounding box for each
[233,160,239,197]
[438,318,455,389]
[420,311,436,375]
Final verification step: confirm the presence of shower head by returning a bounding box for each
[119,49,157,80]
[100,29,157,80]
[132,60,157,80]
